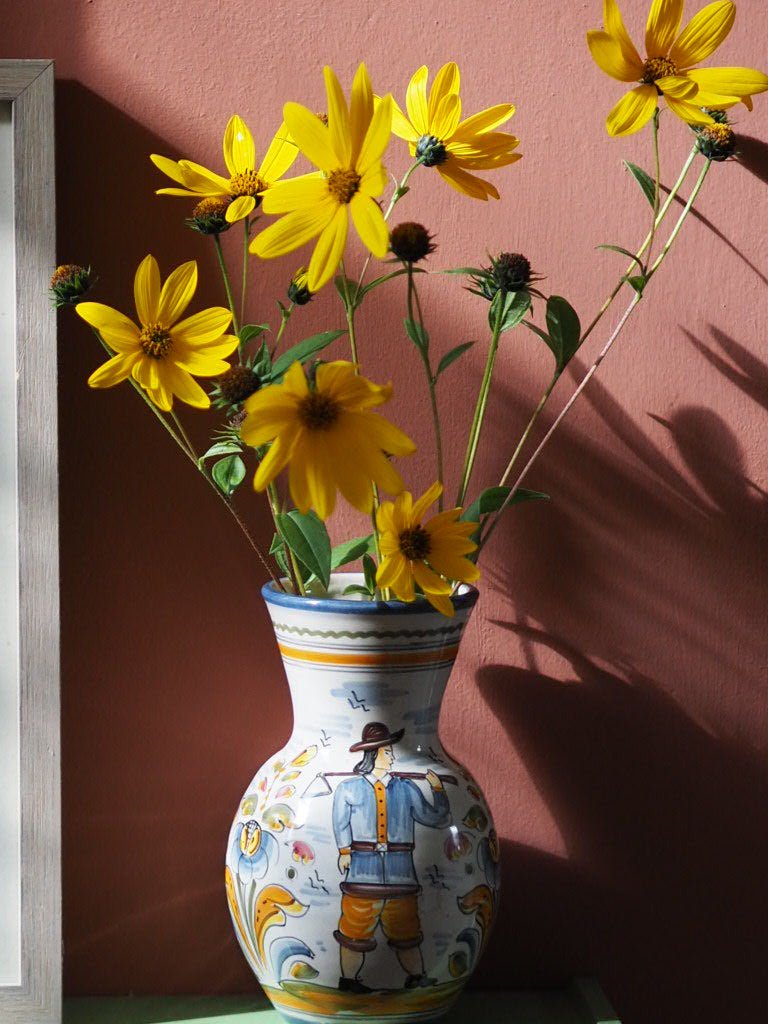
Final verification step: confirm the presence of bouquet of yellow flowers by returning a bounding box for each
[54,0,767,617]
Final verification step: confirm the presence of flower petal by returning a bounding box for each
[451,104,516,140]
[685,66,768,99]
[605,84,657,136]
[376,552,412,597]
[223,114,255,176]
[412,560,452,595]
[134,254,160,325]
[436,159,499,200]
[171,306,233,346]
[254,434,295,492]
[350,63,375,163]
[162,362,211,409]
[350,193,389,259]
[424,589,455,617]
[299,433,338,519]
[87,352,140,389]
[663,94,715,123]
[359,163,388,197]
[157,261,197,326]
[405,65,429,136]
[670,1,735,68]
[389,97,420,143]
[176,159,231,193]
[261,174,329,215]
[428,549,480,584]
[324,66,352,166]
[356,94,392,175]
[226,195,256,223]
[603,0,643,68]
[150,154,191,187]
[258,121,299,183]
[431,92,462,140]
[240,395,300,447]
[145,384,173,412]
[251,198,336,259]
[75,302,140,353]
[283,102,338,173]
[307,205,349,292]
[656,74,698,99]
[587,29,643,82]
[412,482,443,522]
[428,62,460,123]
[645,0,684,58]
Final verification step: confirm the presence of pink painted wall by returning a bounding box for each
[4,1,767,1021]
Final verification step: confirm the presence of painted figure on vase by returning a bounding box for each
[332,722,451,993]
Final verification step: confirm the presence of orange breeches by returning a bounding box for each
[335,892,423,951]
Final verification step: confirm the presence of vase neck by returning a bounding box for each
[263,589,476,755]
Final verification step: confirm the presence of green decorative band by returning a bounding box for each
[272,623,464,641]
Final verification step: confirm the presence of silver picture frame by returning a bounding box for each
[0,60,60,1022]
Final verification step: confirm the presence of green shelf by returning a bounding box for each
[63,978,620,1024]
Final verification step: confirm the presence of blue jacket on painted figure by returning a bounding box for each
[332,773,451,889]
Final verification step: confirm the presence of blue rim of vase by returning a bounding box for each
[261,576,480,615]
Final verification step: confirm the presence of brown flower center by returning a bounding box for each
[229,169,265,198]
[399,525,431,561]
[298,391,340,430]
[327,168,361,204]
[139,322,172,359]
[193,195,231,218]
[641,56,677,84]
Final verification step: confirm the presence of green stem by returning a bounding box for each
[271,302,294,359]
[579,143,698,349]
[456,292,505,508]
[240,217,250,330]
[339,262,360,365]
[170,409,198,459]
[406,265,444,509]
[214,234,240,341]
[478,158,712,555]
[647,109,662,264]
[89,326,281,586]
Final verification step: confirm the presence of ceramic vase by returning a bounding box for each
[225,574,499,1024]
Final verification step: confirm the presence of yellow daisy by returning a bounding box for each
[376,483,480,617]
[390,62,521,201]
[76,255,237,411]
[588,0,768,136]
[240,360,415,520]
[150,116,298,223]
[250,64,393,292]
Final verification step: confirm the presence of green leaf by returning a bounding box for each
[546,295,582,371]
[334,274,358,308]
[269,533,293,582]
[252,340,272,377]
[597,244,645,272]
[435,342,475,378]
[439,266,485,276]
[270,330,346,379]
[342,585,373,597]
[404,317,429,351]
[199,441,242,464]
[238,323,269,345]
[499,290,531,333]
[212,454,246,496]
[461,486,549,542]
[331,534,374,570]
[359,267,425,299]
[276,510,332,590]
[362,553,378,595]
[627,275,647,296]
[624,161,657,209]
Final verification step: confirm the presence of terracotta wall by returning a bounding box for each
[3,1,767,1021]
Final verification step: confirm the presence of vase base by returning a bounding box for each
[264,979,463,1024]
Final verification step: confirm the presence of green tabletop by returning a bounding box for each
[63,979,620,1024]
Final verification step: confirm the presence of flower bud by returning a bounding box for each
[212,364,261,409]
[49,264,92,307]
[470,252,535,300]
[390,222,436,263]
[287,268,313,306]
[415,134,448,167]
[695,122,737,162]
[186,196,232,235]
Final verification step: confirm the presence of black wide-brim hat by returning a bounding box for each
[349,722,405,752]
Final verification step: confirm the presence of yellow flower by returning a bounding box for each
[250,64,393,292]
[240,360,415,520]
[150,116,298,223]
[376,483,480,617]
[76,255,237,411]
[588,0,768,136]
[390,62,521,201]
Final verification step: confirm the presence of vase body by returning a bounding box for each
[226,575,499,1024]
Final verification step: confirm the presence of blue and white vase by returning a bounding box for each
[226,574,499,1024]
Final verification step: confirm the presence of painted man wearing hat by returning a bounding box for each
[332,721,451,992]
